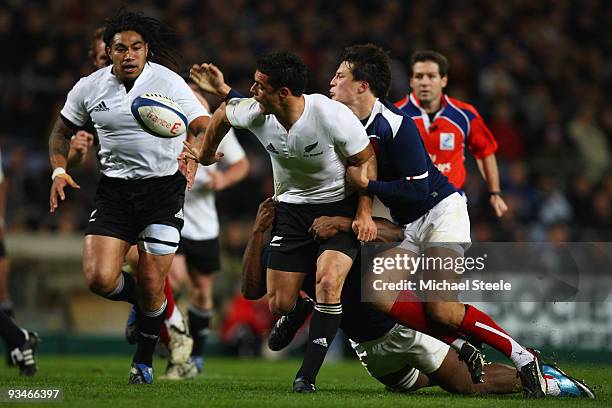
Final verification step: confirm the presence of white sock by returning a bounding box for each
[510,347,536,369]
[545,376,560,396]
[165,306,185,330]
[450,338,466,352]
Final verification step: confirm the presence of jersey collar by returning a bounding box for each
[410,92,449,130]
[363,98,382,129]
[107,61,152,90]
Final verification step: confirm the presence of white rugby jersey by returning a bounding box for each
[226,94,369,204]
[181,129,246,240]
[61,62,209,179]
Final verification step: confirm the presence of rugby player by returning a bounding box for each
[242,198,595,399]
[48,10,209,384]
[330,44,546,397]
[183,51,377,392]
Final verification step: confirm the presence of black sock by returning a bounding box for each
[0,310,26,349]
[296,303,342,383]
[188,306,212,357]
[106,272,137,304]
[0,299,14,320]
[133,299,167,366]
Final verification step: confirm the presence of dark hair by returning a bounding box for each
[103,9,180,69]
[410,50,448,77]
[255,51,307,96]
[88,26,106,63]
[340,44,391,98]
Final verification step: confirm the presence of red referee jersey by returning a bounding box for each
[395,93,497,189]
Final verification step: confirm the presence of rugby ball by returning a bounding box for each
[131,93,188,138]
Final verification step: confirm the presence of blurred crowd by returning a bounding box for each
[1,0,611,244]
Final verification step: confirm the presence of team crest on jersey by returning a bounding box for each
[440,133,455,150]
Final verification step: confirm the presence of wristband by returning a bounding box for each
[224,88,244,101]
[51,167,66,180]
[489,191,502,197]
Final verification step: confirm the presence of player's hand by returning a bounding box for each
[190,63,230,97]
[49,173,80,213]
[181,141,224,166]
[178,144,200,190]
[490,194,508,218]
[253,198,275,232]
[309,216,340,241]
[70,130,94,155]
[352,215,377,242]
[346,165,368,191]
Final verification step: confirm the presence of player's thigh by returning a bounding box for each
[428,348,479,394]
[423,192,471,253]
[352,325,447,390]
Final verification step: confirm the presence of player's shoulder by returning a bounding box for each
[147,62,185,84]
[374,99,415,138]
[307,93,355,118]
[75,66,112,87]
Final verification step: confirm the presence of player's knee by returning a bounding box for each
[315,274,342,299]
[267,292,294,315]
[84,267,118,295]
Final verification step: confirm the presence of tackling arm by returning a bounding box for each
[310,216,403,243]
[347,144,378,241]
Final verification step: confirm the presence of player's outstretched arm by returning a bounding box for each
[476,154,508,218]
[181,107,228,166]
[48,116,81,213]
[241,198,275,300]
[347,144,377,242]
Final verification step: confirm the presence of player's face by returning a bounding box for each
[329,61,361,105]
[410,61,447,104]
[250,70,279,114]
[108,30,148,81]
[92,39,108,70]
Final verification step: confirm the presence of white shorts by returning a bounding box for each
[399,192,471,255]
[350,324,450,389]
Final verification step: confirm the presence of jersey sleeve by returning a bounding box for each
[173,80,210,123]
[218,128,246,165]
[366,118,430,203]
[467,116,498,159]
[226,98,264,130]
[328,103,370,158]
[60,78,90,127]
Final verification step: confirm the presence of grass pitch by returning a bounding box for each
[0,356,609,407]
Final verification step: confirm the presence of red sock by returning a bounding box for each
[458,305,513,357]
[164,276,175,319]
[160,276,175,347]
[388,291,459,345]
